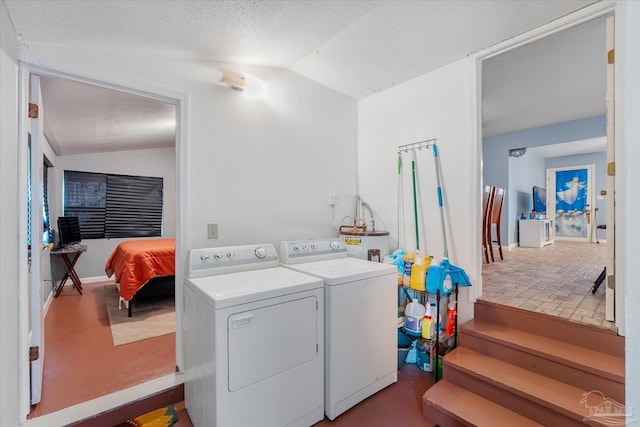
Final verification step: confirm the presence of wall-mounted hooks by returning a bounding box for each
[398,138,437,153]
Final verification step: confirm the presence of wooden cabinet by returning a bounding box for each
[519,219,554,248]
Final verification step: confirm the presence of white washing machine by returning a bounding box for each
[184,243,324,427]
[279,238,397,420]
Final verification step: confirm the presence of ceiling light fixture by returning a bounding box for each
[509,147,527,158]
[220,65,247,91]
[219,65,267,99]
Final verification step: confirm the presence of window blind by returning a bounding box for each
[63,170,163,239]
[105,174,163,238]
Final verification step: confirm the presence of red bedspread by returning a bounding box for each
[105,238,175,301]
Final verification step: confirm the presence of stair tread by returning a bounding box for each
[462,319,624,382]
[474,300,624,358]
[423,380,544,426]
[446,347,623,421]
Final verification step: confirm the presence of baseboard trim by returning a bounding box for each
[81,275,112,284]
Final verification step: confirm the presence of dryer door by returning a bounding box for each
[227,295,318,392]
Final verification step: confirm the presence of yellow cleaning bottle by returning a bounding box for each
[421,302,433,339]
[410,254,432,291]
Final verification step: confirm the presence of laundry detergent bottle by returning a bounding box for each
[404,299,425,334]
[410,254,432,291]
[402,252,415,287]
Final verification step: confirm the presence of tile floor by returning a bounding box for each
[481,240,614,330]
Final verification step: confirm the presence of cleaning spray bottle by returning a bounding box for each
[445,301,457,336]
[421,302,433,339]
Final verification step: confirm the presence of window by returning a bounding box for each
[43,157,53,244]
[63,170,163,239]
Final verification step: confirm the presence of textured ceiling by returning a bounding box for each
[4,0,602,154]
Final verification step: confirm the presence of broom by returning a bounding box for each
[426,143,472,294]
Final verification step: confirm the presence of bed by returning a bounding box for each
[105,238,175,317]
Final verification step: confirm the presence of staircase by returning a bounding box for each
[423,300,625,426]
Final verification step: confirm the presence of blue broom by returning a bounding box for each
[426,143,472,295]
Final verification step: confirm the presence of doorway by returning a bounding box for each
[476,11,617,332]
[19,64,188,424]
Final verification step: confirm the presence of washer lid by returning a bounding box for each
[282,257,395,285]
[185,266,323,309]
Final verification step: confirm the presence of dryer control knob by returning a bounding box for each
[255,247,267,258]
[330,240,341,250]
[213,253,223,260]
[310,243,317,250]
[200,254,211,261]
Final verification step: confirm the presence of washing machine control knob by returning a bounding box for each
[200,254,211,261]
[226,252,235,259]
[255,247,267,258]
[292,245,300,252]
[213,253,223,261]
[310,243,317,250]
[330,240,340,250]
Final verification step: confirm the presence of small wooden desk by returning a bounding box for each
[51,244,87,297]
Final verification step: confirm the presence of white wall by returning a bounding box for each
[358,58,476,325]
[53,147,176,278]
[0,1,22,425]
[26,45,358,254]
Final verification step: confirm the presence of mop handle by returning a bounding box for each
[397,152,404,249]
[432,144,449,259]
[411,159,420,250]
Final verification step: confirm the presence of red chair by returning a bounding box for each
[482,185,493,263]
[488,187,505,262]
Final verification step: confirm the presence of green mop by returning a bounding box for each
[426,143,472,294]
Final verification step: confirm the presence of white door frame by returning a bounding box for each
[17,62,189,423]
[28,74,45,405]
[469,1,618,324]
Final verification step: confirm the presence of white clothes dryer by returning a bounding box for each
[279,238,397,420]
[184,243,324,427]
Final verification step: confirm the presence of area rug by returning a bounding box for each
[105,284,175,346]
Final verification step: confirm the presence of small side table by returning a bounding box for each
[51,244,87,297]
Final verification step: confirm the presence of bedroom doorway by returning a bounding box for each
[19,64,188,423]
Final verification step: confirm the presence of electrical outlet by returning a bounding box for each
[329,193,339,206]
[207,223,218,239]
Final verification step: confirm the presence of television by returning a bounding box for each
[532,186,547,214]
[57,216,82,248]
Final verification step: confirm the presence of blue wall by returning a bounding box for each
[483,115,606,246]
[509,150,546,244]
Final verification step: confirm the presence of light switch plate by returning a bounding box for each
[207,223,218,239]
